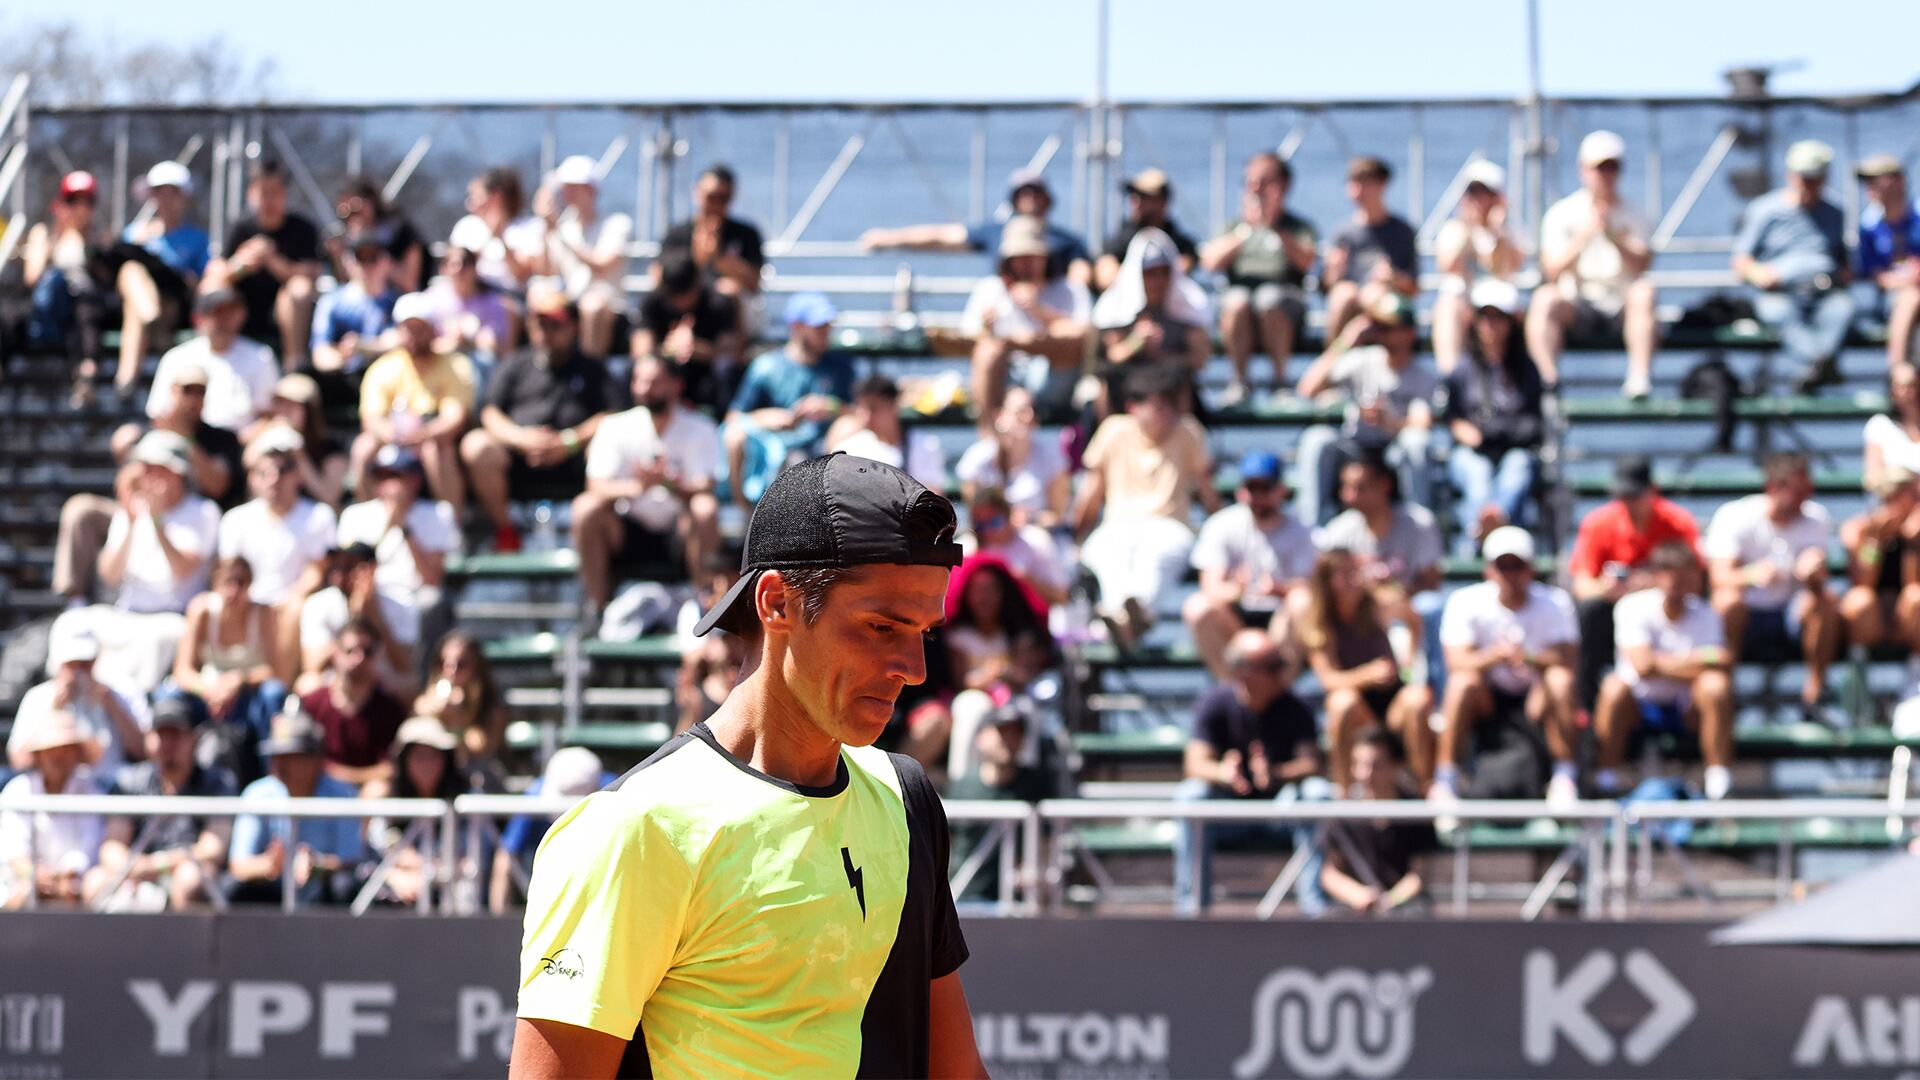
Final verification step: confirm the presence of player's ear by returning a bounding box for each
[757,570,795,635]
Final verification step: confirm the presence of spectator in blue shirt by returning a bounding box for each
[1856,154,1920,370]
[108,161,211,395]
[488,746,610,912]
[721,291,857,508]
[311,232,401,373]
[225,706,366,906]
[860,169,1092,285]
[1733,140,1857,394]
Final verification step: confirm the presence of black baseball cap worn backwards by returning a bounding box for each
[694,453,963,637]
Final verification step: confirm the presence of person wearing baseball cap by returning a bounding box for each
[0,708,108,908]
[1095,167,1198,291]
[143,284,277,435]
[226,704,366,907]
[1855,153,1920,369]
[721,291,858,511]
[94,693,240,911]
[22,170,111,406]
[515,453,984,1077]
[1533,128,1659,397]
[1182,448,1315,680]
[102,429,222,619]
[354,290,477,514]
[311,229,402,374]
[1325,154,1419,340]
[960,215,1095,424]
[6,626,144,778]
[860,166,1091,284]
[335,439,460,609]
[1733,138,1857,394]
[105,161,210,395]
[541,154,634,359]
[1432,525,1583,816]
[1432,159,1525,372]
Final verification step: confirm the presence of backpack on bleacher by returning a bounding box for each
[1677,349,1751,453]
[1463,707,1551,800]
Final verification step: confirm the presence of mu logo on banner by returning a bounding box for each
[1233,965,1432,1079]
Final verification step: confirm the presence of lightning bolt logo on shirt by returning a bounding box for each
[841,846,866,919]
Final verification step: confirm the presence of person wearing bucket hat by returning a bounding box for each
[514,454,985,1077]
[860,166,1091,284]
[1432,159,1526,373]
[7,627,143,778]
[0,709,107,909]
[1531,129,1658,396]
[721,291,858,511]
[226,704,366,907]
[1855,153,1920,369]
[1201,152,1321,400]
[1182,449,1316,680]
[352,290,477,514]
[1733,139,1857,394]
[961,214,1094,425]
[1838,465,1920,654]
[144,285,278,436]
[1443,277,1549,555]
[1095,167,1198,291]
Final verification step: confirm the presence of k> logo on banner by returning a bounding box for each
[1524,948,1696,1067]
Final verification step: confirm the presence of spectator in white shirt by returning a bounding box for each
[1528,130,1657,395]
[575,355,722,610]
[535,155,632,359]
[1594,542,1735,800]
[0,709,105,910]
[1705,452,1840,716]
[1434,527,1581,811]
[218,433,336,628]
[99,431,221,617]
[145,288,278,437]
[1431,160,1526,374]
[1184,451,1316,679]
[448,166,544,298]
[959,488,1070,605]
[334,445,458,606]
[824,376,948,492]
[1862,362,1920,490]
[1293,295,1437,525]
[298,543,418,696]
[961,215,1093,427]
[953,386,1069,529]
[7,629,146,778]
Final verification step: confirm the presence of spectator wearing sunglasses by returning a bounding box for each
[21,171,111,406]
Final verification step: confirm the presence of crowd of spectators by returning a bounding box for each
[5,127,1920,915]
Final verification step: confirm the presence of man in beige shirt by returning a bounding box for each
[1072,365,1218,647]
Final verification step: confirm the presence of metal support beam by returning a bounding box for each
[1650,125,1740,250]
[383,136,434,206]
[969,114,987,225]
[1415,151,1491,249]
[772,129,868,250]
[267,125,340,227]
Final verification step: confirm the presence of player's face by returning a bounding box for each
[783,564,949,746]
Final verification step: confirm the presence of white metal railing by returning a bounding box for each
[2,794,1912,919]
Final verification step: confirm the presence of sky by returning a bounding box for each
[14,0,1920,104]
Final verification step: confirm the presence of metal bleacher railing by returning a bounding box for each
[2,792,1915,919]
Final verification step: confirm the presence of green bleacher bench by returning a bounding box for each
[1072,727,1188,758]
[1570,469,1864,497]
[504,719,672,755]
[448,550,580,580]
[481,632,570,665]
[1678,818,1903,849]
[482,633,685,666]
[1446,820,1583,850]
[1069,820,1182,855]
[1079,641,1206,668]
[1733,723,1920,756]
[1563,395,1886,423]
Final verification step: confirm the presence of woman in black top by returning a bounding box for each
[1298,548,1434,789]
[1840,470,1920,652]
[1444,291,1545,553]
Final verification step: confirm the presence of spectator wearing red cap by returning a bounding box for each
[210,159,324,369]
[535,155,632,359]
[22,171,111,405]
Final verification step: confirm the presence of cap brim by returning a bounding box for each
[692,569,764,637]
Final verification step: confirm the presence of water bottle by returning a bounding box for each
[532,502,556,552]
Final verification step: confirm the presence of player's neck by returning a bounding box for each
[705,667,844,789]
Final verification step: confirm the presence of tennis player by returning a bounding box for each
[510,453,989,1078]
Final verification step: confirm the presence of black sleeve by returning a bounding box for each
[485,354,522,414]
[659,223,693,259]
[1169,222,1199,257]
[224,220,262,258]
[731,219,765,269]
[1441,366,1471,425]
[1190,688,1230,752]
[284,216,325,262]
[892,752,969,979]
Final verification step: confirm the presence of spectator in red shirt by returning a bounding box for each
[298,620,406,788]
[1566,456,1701,711]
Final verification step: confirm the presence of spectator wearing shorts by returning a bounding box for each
[109,160,209,394]
[575,355,722,608]
[1431,160,1526,373]
[536,155,633,359]
[1857,155,1920,370]
[960,215,1094,426]
[721,291,856,508]
[1529,130,1657,395]
[1184,450,1316,679]
[1732,140,1856,394]
[1293,294,1437,525]
[1706,452,1840,717]
[1594,542,1735,800]
[1096,168,1198,290]
[461,289,618,553]
[1434,527,1581,812]
[1323,156,1418,340]
[1839,466,1920,653]
[213,159,324,367]
[352,293,477,517]
[1200,153,1318,400]
[1298,548,1435,790]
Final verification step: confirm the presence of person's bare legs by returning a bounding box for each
[1219,292,1256,390]
[1387,682,1435,786]
[1180,592,1244,681]
[116,262,161,392]
[419,433,465,520]
[275,275,317,371]
[1525,287,1572,387]
[679,493,721,581]
[1323,687,1379,791]
[1796,587,1841,706]
[1691,669,1734,771]
[1622,279,1659,392]
[1897,582,1920,652]
[1258,302,1297,388]
[1324,281,1362,340]
[1430,293,1469,375]
[1841,585,1887,650]
[723,425,753,512]
[1592,674,1639,772]
[347,432,383,506]
[1712,588,1749,664]
[53,494,116,602]
[1437,671,1491,777]
[570,491,623,611]
[578,292,616,360]
[458,428,515,534]
[970,337,1011,431]
[1533,664,1580,766]
[1887,284,1920,370]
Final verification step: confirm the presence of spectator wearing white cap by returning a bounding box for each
[146,287,279,437]
[1431,159,1526,373]
[219,431,336,631]
[1733,139,1857,393]
[107,160,210,395]
[1097,168,1198,291]
[1529,130,1657,395]
[861,168,1092,284]
[722,292,858,509]
[100,431,221,618]
[7,628,146,778]
[211,159,325,370]
[310,230,401,374]
[535,155,633,359]
[489,746,610,912]
[352,293,477,517]
[1856,154,1920,369]
[0,709,106,910]
[1434,526,1581,813]
[960,214,1094,425]
[1444,279,1548,554]
[1200,153,1319,400]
